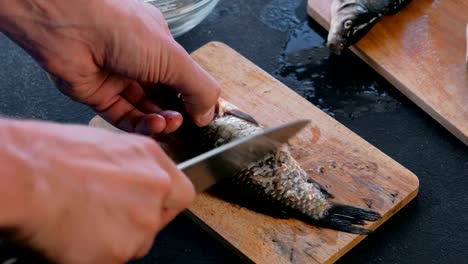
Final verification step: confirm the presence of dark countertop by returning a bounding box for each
[0,0,467,263]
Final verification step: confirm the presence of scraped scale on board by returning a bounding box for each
[307,0,468,145]
[89,42,419,264]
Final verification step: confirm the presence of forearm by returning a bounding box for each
[0,0,87,32]
[0,0,24,28]
[0,118,41,232]
[0,0,44,45]
[0,0,102,72]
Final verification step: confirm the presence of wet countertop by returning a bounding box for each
[0,0,467,263]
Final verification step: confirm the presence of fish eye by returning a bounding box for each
[344,20,352,29]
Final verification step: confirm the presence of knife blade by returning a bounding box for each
[176,119,310,192]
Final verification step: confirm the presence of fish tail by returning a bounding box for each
[317,203,382,234]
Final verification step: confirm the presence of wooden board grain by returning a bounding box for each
[308,0,468,145]
[89,42,419,264]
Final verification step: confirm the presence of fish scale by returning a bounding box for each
[188,99,382,234]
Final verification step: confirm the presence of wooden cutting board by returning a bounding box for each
[89,42,419,264]
[308,0,468,145]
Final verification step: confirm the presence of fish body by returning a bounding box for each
[327,0,411,54]
[185,99,381,234]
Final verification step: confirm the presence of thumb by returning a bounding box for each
[159,39,221,127]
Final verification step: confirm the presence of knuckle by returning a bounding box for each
[159,18,170,34]
[164,22,170,33]
[128,135,156,157]
[133,137,173,185]
[150,4,165,18]
[142,2,170,34]
[137,135,161,154]
[153,169,172,193]
[145,167,172,201]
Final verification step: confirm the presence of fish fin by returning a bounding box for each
[307,178,335,198]
[317,203,381,235]
[318,185,335,198]
[226,109,260,126]
[217,98,260,126]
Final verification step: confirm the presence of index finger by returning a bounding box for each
[160,38,221,127]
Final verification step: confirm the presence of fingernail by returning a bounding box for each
[195,108,214,127]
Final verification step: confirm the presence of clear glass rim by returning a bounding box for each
[143,0,214,19]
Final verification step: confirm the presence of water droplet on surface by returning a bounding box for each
[260,0,302,32]
[277,21,402,119]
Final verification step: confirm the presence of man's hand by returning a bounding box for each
[0,119,196,264]
[0,0,221,134]
[0,0,218,262]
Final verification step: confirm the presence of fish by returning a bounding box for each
[327,0,412,55]
[176,98,381,234]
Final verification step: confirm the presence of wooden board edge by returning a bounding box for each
[307,1,329,31]
[183,189,420,264]
[182,210,255,264]
[90,111,420,264]
[88,104,420,263]
[306,1,468,146]
[88,41,421,263]
[348,47,468,146]
[327,187,419,263]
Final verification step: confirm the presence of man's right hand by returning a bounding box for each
[0,118,195,264]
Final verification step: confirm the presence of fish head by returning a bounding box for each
[327,0,380,54]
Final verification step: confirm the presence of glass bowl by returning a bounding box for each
[142,0,220,38]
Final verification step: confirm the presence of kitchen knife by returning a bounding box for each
[0,120,310,264]
[177,119,310,192]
